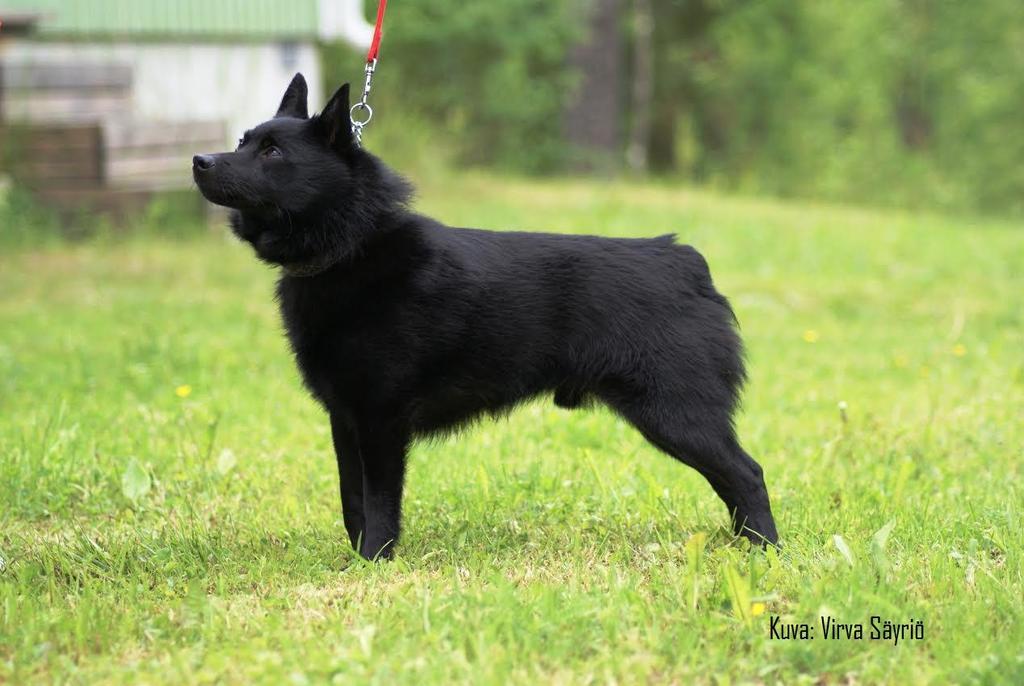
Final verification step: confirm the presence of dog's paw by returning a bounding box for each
[360,539,396,562]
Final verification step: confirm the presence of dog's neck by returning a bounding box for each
[281,251,346,278]
[278,210,428,286]
[232,204,395,278]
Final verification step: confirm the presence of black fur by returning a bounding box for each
[193,73,779,560]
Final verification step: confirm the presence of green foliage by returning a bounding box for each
[2,175,1023,683]
[321,1,1024,214]
[0,184,211,247]
[0,183,64,248]
[132,192,213,238]
[322,0,580,172]
[668,0,1024,214]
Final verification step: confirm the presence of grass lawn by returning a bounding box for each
[1,175,1022,684]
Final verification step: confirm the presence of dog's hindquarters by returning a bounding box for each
[573,241,778,545]
[599,373,778,545]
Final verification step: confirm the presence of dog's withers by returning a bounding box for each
[193,73,779,559]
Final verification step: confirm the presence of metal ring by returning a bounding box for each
[350,102,373,126]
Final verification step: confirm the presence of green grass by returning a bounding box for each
[1,175,1022,684]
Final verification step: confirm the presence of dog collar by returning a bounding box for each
[282,254,343,278]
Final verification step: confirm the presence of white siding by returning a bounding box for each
[319,0,374,45]
[2,40,325,147]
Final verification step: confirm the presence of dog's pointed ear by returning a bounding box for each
[317,83,354,150]
[276,73,308,119]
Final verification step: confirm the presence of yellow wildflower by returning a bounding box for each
[952,343,967,357]
[802,329,820,343]
[751,602,767,617]
[175,385,193,398]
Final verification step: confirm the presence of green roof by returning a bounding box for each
[0,0,321,39]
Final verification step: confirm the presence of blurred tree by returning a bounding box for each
[322,0,1024,214]
[327,0,579,172]
[563,0,625,173]
[634,0,1024,213]
[626,0,653,173]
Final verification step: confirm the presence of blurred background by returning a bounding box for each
[1,0,1024,228]
[2,7,1023,682]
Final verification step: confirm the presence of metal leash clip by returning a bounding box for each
[350,59,377,146]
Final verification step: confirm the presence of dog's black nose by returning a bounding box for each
[193,154,216,171]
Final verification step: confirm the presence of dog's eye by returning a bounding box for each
[263,146,282,158]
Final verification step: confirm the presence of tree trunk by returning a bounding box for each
[627,0,653,173]
[563,0,624,173]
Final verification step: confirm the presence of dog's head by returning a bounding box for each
[193,73,409,269]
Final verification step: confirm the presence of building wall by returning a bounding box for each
[2,39,325,145]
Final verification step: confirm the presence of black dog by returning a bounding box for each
[193,74,779,560]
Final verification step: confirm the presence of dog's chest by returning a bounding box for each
[276,278,409,409]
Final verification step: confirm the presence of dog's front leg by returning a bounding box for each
[357,424,409,560]
[330,413,365,551]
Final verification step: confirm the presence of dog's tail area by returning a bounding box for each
[667,240,737,319]
[671,240,748,406]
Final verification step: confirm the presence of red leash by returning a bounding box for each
[351,0,388,144]
[366,0,388,63]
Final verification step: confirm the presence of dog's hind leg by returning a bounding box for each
[330,413,365,551]
[608,394,779,546]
